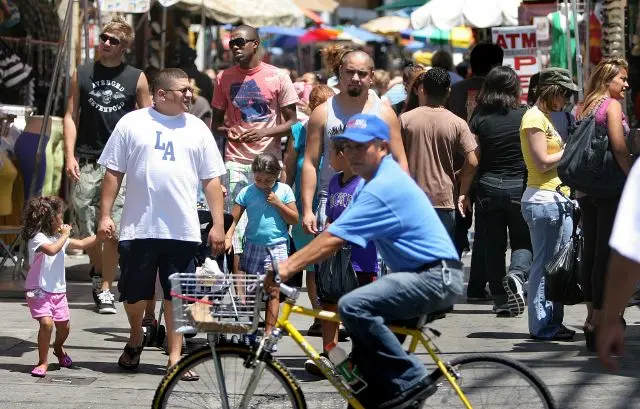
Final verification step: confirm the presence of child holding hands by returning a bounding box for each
[226,153,298,339]
[22,196,99,377]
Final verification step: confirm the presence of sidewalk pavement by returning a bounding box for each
[1,254,640,408]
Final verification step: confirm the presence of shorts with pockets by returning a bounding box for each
[71,161,126,238]
[240,241,288,276]
[118,239,198,303]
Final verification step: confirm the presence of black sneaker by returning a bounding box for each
[378,377,437,409]
[503,273,525,317]
[307,319,322,337]
[89,268,102,307]
[97,290,117,314]
[304,353,331,378]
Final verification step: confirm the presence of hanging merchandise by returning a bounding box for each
[601,0,624,57]
[547,3,582,72]
[589,11,602,64]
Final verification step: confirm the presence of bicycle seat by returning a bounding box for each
[416,306,453,328]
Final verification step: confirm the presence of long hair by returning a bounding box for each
[21,196,66,240]
[475,66,521,114]
[401,69,427,114]
[581,57,628,117]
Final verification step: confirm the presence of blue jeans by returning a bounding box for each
[521,200,573,338]
[471,176,532,305]
[338,263,464,399]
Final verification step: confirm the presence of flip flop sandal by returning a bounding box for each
[31,366,47,377]
[180,369,200,382]
[54,352,73,368]
[118,344,143,370]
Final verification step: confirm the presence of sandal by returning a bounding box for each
[118,344,143,370]
[180,369,200,382]
[167,362,200,382]
[53,351,73,368]
[31,366,47,377]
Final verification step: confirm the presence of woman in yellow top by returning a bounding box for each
[520,68,578,341]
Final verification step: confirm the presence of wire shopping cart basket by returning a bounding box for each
[169,273,263,335]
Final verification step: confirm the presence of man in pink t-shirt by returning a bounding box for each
[211,24,298,265]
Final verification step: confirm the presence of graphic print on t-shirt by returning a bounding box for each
[230,79,270,122]
[88,79,128,113]
[154,131,175,161]
[327,124,345,138]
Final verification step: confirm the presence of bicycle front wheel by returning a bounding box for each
[423,354,556,409]
[152,344,306,409]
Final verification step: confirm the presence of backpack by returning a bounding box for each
[557,105,626,197]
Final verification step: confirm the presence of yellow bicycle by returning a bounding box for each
[152,261,556,409]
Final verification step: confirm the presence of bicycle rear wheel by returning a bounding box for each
[152,344,306,409]
[423,354,555,409]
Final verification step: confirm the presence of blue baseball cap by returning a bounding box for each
[333,114,390,143]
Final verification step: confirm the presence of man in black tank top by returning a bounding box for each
[63,16,151,315]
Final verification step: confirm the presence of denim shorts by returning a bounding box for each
[118,239,198,303]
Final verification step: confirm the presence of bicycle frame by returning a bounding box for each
[275,300,473,409]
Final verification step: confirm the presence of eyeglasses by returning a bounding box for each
[164,87,194,95]
[229,37,257,48]
[99,33,121,46]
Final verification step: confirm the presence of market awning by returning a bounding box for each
[299,7,325,25]
[411,0,521,30]
[292,0,339,12]
[170,0,305,27]
[401,25,474,48]
[375,0,429,12]
[361,16,411,34]
[340,25,388,44]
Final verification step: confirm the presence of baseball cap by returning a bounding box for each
[333,114,390,143]
[538,67,579,92]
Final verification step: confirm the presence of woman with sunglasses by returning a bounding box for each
[519,68,578,341]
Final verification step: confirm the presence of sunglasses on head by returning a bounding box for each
[229,37,256,48]
[100,33,121,46]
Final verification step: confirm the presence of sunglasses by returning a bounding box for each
[229,37,256,48]
[164,87,194,95]
[100,33,121,46]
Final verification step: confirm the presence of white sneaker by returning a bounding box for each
[503,274,525,317]
[97,290,117,314]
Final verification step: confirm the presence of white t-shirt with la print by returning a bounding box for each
[98,107,226,242]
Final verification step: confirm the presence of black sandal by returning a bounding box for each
[118,344,143,370]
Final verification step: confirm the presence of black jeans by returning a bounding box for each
[454,187,475,257]
[577,195,620,310]
[468,176,532,304]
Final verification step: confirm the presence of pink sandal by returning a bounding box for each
[54,352,73,368]
[31,366,47,377]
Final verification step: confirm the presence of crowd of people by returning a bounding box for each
[19,15,640,407]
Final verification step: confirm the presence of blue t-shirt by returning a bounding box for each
[235,182,295,246]
[327,156,458,271]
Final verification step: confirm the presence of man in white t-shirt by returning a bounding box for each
[98,68,226,373]
[598,160,640,371]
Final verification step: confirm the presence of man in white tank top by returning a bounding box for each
[301,50,408,236]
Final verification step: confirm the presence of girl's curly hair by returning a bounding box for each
[21,196,66,240]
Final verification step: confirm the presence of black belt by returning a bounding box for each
[417,259,463,272]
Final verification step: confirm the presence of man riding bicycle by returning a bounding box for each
[278,114,464,408]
